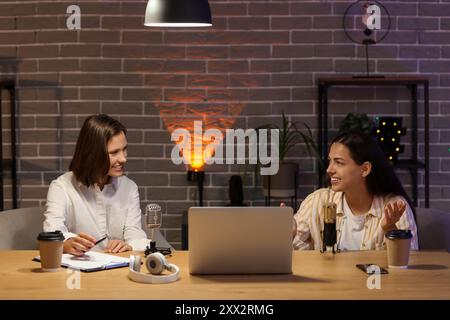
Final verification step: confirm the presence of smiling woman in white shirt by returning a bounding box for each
[43,114,150,256]
[292,131,419,251]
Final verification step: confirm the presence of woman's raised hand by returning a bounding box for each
[381,200,406,232]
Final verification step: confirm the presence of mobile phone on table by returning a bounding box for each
[356,264,389,274]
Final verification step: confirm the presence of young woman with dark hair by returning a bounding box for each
[43,114,149,256]
[291,131,418,251]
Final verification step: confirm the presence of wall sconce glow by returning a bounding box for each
[144,0,212,27]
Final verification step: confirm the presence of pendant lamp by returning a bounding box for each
[144,0,212,27]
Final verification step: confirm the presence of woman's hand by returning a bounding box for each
[381,200,406,232]
[105,240,132,253]
[63,232,96,256]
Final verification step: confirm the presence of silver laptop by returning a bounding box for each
[188,207,293,274]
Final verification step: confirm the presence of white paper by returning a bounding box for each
[35,251,130,271]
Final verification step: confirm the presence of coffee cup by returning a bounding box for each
[37,231,65,272]
[385,229,412,269]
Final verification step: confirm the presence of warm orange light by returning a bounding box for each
[157,103,244,171]
[190,152,205,170]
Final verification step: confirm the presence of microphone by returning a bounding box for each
[322,203,337,254]
[145,203,162,254]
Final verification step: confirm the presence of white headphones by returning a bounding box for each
[128,252,180,284]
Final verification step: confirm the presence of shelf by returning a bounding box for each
[318,76,430,208]
[318,76,429,86]
[394,159,426,170]
[0,80,17,210]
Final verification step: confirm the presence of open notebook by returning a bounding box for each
[33,251,130,272]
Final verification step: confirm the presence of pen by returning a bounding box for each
[94,236,108,245]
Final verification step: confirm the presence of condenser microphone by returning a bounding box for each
[322,203,337,254]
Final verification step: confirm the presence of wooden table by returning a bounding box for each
[0,250,448,300]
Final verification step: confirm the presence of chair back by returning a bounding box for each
[0,207,45,250]
[415,207,450,251]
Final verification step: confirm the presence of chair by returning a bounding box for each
[0,206,45,250]
[415,207,450,252]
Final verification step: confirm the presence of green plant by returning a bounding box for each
[257,112,322,164]
[339,112,375,135]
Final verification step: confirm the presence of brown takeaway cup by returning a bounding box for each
[385,229,413,269]
[37,231,65,272]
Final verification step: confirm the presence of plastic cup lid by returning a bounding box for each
[37,230,65,241]
[385,229,412,240]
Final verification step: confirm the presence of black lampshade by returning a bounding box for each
[145,0,212,27]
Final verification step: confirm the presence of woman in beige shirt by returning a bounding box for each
[292,131,418,251]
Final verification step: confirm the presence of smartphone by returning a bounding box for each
[356,264,389,274]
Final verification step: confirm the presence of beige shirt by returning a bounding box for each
[293,188,419,251]
[43,172,150,251]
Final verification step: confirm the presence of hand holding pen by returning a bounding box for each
[94,236,108,246]
[63,233,107,257]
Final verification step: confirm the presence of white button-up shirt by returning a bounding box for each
[43,172,150,251]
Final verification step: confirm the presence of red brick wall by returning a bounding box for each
[0,0,449,248]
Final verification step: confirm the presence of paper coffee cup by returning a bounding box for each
[385,230,412,269]
[37,231,65,272]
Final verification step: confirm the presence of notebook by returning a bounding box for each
[33,251,130,272]
[188,206,293,274]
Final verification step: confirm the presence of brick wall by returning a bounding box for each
[0,0,449,248]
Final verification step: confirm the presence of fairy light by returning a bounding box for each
[375,117,406,164]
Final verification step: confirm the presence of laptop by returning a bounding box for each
[188,207,293,274]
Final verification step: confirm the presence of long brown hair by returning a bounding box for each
[331,131,415,217]
[70,114,126,187]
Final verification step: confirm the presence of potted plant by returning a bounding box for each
[256,112,322,198]
[338,112,375,136]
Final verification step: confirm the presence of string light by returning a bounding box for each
[375,117,406,164]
